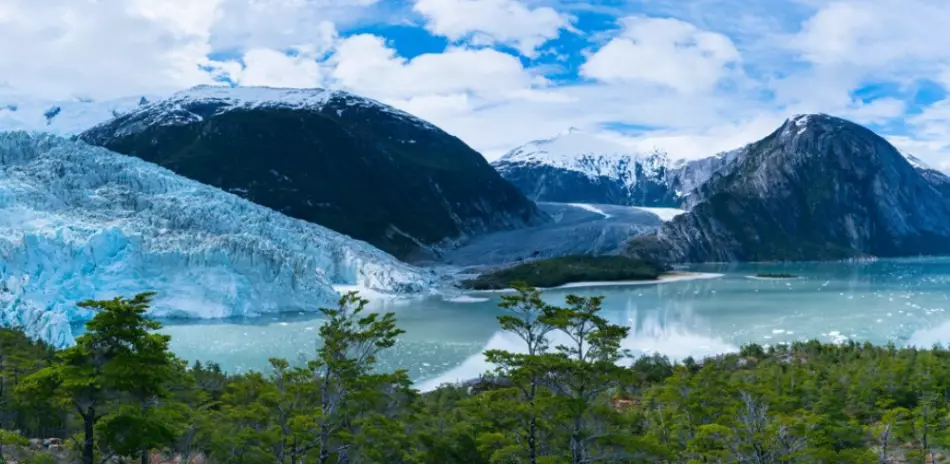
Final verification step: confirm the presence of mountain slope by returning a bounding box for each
[0,132,435,347]
[79,86,546,260]
[627,114,950,262]
[491,129,680,207]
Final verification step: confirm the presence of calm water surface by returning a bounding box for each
[158,258,950,389]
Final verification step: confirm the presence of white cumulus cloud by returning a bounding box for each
[413,0,574,57]
[581,16,741,94]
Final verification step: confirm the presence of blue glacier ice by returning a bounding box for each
[0,132,437,347]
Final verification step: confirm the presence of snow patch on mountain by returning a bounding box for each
[0,132,436,347]
[90,85,440,139]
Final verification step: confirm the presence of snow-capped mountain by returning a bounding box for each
[0,132,436,347]
[80,85,547,260]
[492,129,681,207]
[492,128,744,208]
[0,92,155,135]
[628,114,950,263]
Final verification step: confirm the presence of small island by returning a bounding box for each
[754,272,799,279]
[461,255,664,290]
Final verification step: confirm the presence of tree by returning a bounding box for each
[483,283,559,464]
[311,291,407,464]
[17,293,180,464]
[546,294,631,463]
[266,357,318,464]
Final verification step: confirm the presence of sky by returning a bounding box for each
[2,0,950,169]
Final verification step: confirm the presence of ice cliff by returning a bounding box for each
[0,132,436,347]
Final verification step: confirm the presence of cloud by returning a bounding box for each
[792,0,950,70]
[210,0,357,53]
[0,0,374,100]
[3,0,950,171]
[329,35,545,100]
[581,16,741,94]
[412,0,574,56]
[0,0,221,99]
[230,49,325,88]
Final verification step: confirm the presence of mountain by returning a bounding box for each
[904,152,950,197]
[0,92,153,135]
[491,129,681,207]
[0,132,436,347]
[78,86,546,260]
[492,128,744,208]
[627,114,950,263]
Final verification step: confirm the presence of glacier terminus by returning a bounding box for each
[0,132,437,347]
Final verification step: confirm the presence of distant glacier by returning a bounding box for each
[0,132,436,347]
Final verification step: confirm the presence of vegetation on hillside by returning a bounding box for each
[461,255,664,290]
[2,287,950,462]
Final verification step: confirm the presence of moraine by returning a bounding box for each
[149,257,950,389]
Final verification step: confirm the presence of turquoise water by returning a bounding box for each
[158,258,950,389]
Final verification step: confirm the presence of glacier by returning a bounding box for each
[0,132,437,347]
[0,92,155,135]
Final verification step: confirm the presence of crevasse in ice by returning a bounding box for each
[0,132,436,347]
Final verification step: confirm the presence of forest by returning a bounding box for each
[1,286,950,463]
[462,255,663,290]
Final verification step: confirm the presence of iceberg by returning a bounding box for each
[0,132,436,347]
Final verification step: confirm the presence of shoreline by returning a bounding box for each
[555,271,724,289]
[743,275,802,281]
[469,271,725,293]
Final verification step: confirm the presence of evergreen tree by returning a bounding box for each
[483,284,558,464]
[547,294,631,463]
[311,291,407,464]
[17,293,180,464]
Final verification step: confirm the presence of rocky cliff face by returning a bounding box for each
[628,114,950,262]
[79,86,547,260]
